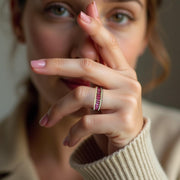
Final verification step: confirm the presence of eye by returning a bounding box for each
[108,11,134,25]
[45,3,73,18]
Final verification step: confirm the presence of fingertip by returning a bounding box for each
[44,114,64,128]
[92,1,99,18]
[86,1,99,19]
[31,59,46,69]
[79,11,92,24]
[44,119,57,128]
[39,112,54,128]
[39,114,49,127]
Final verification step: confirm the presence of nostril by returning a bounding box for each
[70,37,99,61]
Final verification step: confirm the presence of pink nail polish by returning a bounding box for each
[39,114,49,126]
[80,11,92,24]
[92,1,99,18]
[31,60,46,68]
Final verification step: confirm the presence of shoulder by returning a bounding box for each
[142,99,180,152]
[142,99,180,120]
[0,106,39,180]
[142,99,180,130]
[143,100,180,163]
[142,100,180,179]
[142,99,180,140]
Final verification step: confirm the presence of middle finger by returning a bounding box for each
[40,86,127,127]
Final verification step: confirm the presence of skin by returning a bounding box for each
[11,0,148,179]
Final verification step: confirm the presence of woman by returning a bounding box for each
[0,0,179,179]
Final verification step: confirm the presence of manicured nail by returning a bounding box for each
[39,114,49,126]
[63,135,70,146]
[92,1,99,18]
[31,60,46,68]
[80,11,92,24]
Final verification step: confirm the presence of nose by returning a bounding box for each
[70,34,99,61]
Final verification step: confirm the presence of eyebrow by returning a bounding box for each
[105,0,143,8]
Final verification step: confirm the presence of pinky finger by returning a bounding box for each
[63,113,116,147]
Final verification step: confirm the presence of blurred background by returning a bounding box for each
[0,0,180,119]
[137,0,180,109]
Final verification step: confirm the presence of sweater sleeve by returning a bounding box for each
[70,118,168,180]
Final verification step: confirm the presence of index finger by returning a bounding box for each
[77,3,131,70]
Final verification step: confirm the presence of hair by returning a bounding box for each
[145,0,170,93]
[13,0,170,115]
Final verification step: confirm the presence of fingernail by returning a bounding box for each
[31,60,46,68]
[80,11,92,24]
[39,114,49,126]
[92,1,99,18]
[63,135,70,146]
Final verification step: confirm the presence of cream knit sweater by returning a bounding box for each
[70,100,180,180]
[0,100,179,180]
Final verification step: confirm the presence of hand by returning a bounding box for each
[30,2,144,155]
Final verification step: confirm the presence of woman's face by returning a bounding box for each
[19,0,147,105]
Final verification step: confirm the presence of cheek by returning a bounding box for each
[24,25,74,104]
[22,12,76,104]
[23,20,73,60]
[115,30,146,68]
[120,38,144,68]
[111,18,147,68]
[30,72,69,105]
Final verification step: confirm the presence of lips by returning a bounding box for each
[61,78,91,90]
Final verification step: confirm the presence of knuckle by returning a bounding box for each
[81,116,93,131]
[121,113,135,132]
[124,69,138,80]
[130,69,138,79]
[127,79,142,95]
[125,95,137,108]
[74,86,88,102]
[132,81,142,94]
[121,113,131,124]
[80,58,93,73]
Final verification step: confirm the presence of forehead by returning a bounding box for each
[41,0,145,5]
[103,0,144,7]
[38,0,146,11]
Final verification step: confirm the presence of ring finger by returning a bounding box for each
[41,86,126,127]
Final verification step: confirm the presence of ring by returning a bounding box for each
[93,86,103,111]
